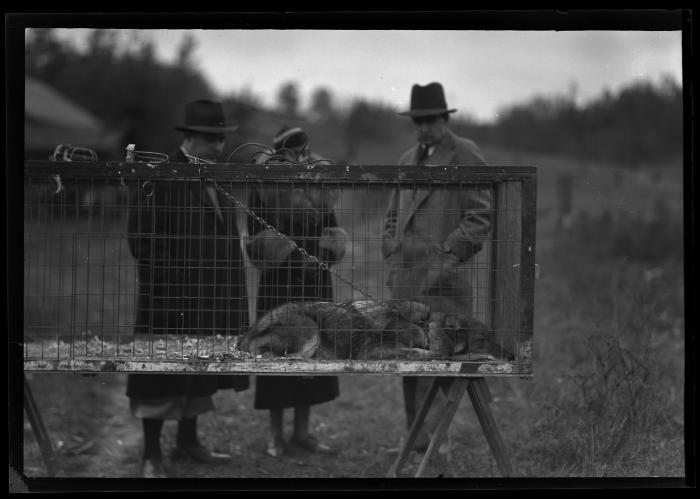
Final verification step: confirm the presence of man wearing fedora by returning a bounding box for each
[382,82,493,457]
[126,99,250,477]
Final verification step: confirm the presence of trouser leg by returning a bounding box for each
[142,418,164,459]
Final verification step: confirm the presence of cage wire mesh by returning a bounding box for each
[23,161,534,376]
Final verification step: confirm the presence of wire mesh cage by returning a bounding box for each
[23,160,536,377]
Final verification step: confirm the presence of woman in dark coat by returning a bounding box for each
[125,100,249,477]
[246,125,347,456]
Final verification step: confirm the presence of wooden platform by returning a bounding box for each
[24,357,531,376]
[23,334,532,376]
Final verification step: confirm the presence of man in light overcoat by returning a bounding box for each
[383,82,493,455]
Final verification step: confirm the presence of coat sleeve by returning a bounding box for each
[246,188,297,270]
[444,140,492,261]
[444,186,492,261]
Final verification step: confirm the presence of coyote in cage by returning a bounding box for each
[240,300,514,361]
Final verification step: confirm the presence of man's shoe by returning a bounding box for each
[141,457,167,478]
[290,434,333,454]
[172,442,231,464]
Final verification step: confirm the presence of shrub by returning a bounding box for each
[527,241,684,476]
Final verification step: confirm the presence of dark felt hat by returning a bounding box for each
[399,82,457,117]
[174,99,238,134]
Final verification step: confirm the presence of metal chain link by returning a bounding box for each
[209,179,378,303]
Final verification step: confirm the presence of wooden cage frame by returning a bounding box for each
[22,161,536,378]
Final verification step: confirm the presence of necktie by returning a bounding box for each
[417,144,435,163]
[417,144,429,162]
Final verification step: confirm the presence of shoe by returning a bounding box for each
[290,434,333,454]
[141,457,167,478]
[266,436,287,457]
[172,442,231,464]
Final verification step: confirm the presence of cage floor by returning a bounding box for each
[23,335,529,376]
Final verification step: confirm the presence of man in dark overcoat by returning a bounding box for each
[383,82,493,457]
[126,99,250,477]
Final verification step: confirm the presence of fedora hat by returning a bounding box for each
[174,99,239,134]
[399,82,457,117]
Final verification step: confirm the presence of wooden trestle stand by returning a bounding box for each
[387,377,514,478]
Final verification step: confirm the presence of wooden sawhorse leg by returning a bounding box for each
[466,378,514,476]
[386,377,443,477]
[24,374,59,476]
[387,377,513,478]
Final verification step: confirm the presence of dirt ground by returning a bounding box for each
[20,372,509,481]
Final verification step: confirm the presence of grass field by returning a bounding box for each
[19,145,686,481]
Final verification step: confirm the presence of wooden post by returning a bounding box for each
[24,375,59,476]
[519,175,537,353]
[491,181,522,358]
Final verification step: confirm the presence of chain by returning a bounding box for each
[124,146,376,303]
[209,180,378,303]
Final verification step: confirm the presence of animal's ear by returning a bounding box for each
[444,315,459,329]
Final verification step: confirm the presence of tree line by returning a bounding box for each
[25,29,682,167]
[460,77,683,167]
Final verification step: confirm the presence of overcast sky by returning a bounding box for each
[50,28,683,123]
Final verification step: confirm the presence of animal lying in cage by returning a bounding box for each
[239,299,514,362]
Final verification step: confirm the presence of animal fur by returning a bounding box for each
[239,300,514,361]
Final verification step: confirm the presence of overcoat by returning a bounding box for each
[383,128,494,442]
[126,148,249,399]
[246,182,344,409]
[382,129,493,317]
